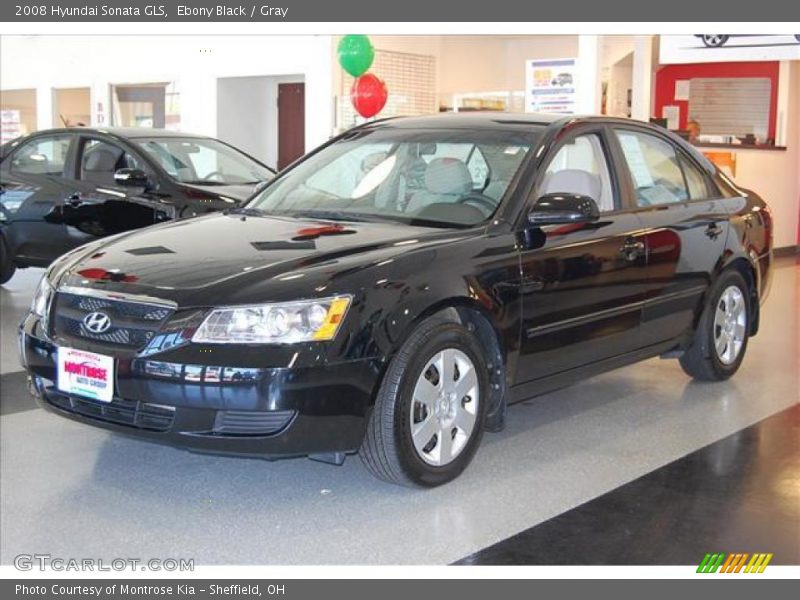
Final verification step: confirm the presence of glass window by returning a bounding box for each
[136,138,273,185]
[423,143,490,190]
[615,130,688,207]
[249,127,540,227]
[680,155,711,200]
[541,134,615,212]
[10,135,72,176]
[80,139,144,186]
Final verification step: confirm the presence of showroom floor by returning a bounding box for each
[1,259,798,565]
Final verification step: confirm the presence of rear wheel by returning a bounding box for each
[360,313,488,487]
[0,236,16,285]
[700,35,730,47]
[679,270,750,381]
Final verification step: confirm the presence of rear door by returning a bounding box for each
[609,126,730,345]
[0,133,78,264]
[514,125,649,384]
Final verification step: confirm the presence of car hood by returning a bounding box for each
[57,212,463,305]
[182,182,259,202]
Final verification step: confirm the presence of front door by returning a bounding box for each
[515,127,649,384]
[64,136,161,239]
[277,82,305,170]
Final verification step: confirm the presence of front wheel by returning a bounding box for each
[700,35,729,47]
[0,236,16,285]
[360,313,488,487]
[795,35,800,42]
[679,270,750,381]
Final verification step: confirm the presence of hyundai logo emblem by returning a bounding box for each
[83,311,112,334]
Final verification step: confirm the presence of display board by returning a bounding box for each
[525,58,578,114]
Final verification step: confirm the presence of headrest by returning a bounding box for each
[425,158,473,195]
[540,169,601,201]
[83,148,118,172]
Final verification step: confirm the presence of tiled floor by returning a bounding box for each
[456,404,800,565]
[0,259,797,565]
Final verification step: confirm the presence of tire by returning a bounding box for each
[679,270,750,381]
[700,35,729,47]
[0,236,16,285]
[360,313,488,487]
[795,35,800,42]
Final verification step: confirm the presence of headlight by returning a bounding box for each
[192,296,352,344]
[31,277,53,318]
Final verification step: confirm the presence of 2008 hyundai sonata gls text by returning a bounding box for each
[20,114,772,486]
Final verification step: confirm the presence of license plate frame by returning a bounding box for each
[56,346,115,403]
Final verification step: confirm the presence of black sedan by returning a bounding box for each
[19,113,773,487]
[0,127,274,283]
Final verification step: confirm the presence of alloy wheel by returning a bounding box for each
[712,285,747,365]
[410,348,479,467]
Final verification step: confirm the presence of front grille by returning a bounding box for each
[213,410,296,436]
[52,291,174,350]
[45,391,175,432]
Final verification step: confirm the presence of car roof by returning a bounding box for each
[366,112,570,131]
[18,127,212,140]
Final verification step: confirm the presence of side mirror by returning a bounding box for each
[113,168,149,188]
[528,193,600,226]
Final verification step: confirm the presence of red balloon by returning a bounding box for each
[350,73,388,118]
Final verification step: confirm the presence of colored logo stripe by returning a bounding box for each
[697,552,773,573]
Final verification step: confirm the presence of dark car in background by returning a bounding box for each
[0,127,274,283]
[19,113,772,487]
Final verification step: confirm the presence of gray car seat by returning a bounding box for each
[82,147,121,186]
[406,158,472,214]
[539,169,602,202]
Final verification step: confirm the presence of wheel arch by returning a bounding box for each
[387,296,509,432]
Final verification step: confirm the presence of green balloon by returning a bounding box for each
[338,35,375,78]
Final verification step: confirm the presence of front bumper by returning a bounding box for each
[20,315,383,460]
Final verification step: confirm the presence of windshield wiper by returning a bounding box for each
[284,210,374,223]
[182,180,226,186]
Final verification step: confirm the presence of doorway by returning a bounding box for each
[53,87,91,128]
[278,82,305,169]
[216,75,304,170]
[112,84,166,128]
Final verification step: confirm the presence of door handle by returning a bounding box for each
[619,237,645,261]
[705,223,723,239]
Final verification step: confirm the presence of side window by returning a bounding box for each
[10,135,72,176]
[540,133,615,212]
[614,129,688,207]
[81,139,142,186]
[679,154,711,200]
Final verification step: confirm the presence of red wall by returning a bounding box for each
[654,62,780,140]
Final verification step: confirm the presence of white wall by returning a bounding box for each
[0,35,333,154]
[352,35,579,109]
[216,75,303,167]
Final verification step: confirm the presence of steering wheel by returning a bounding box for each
[202,171,225,182]
[457,192,497,215]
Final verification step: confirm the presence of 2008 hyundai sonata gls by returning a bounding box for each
[20,113,772,486]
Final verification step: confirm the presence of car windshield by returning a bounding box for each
[247,126,541,227]
[135,137,273,185]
